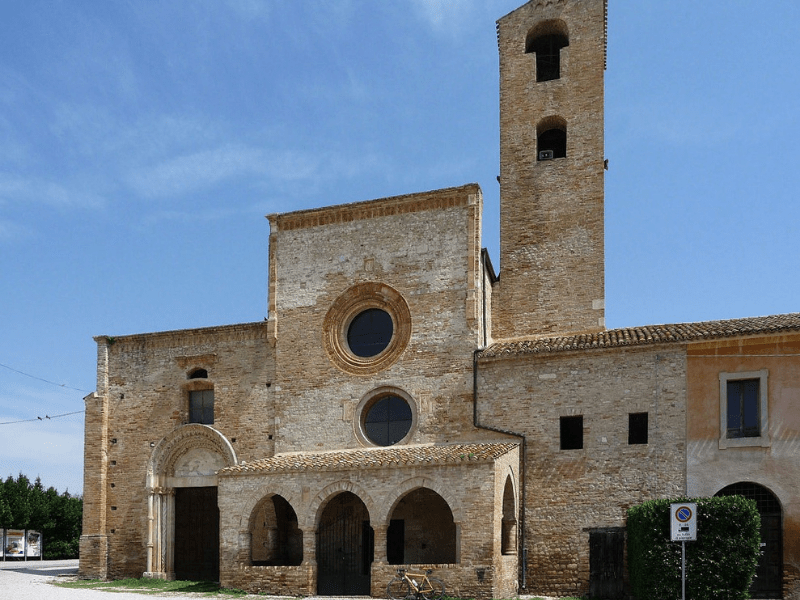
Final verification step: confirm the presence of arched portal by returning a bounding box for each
[715,482,783,598]
[250,494,302,566]
[145,424,236,581]
[316,492,373,596]
[387,488,456,564]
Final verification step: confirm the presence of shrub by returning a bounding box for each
[627,496,760,600]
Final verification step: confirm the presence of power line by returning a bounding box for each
[0,361,91,393]
[0,410,85,426]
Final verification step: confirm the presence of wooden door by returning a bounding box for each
[174,487,219,581]
[589,528,625,599]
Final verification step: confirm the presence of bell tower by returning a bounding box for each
[493,0,607,339]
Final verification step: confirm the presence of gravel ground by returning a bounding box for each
[0,560,558,600]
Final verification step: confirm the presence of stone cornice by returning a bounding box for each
[95,321,269,351]
[267,184,481,232]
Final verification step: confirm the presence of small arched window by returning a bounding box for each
[526,20,569,82]
[537,118,567,161]
[188,368,208,379]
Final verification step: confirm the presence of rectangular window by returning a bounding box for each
[560,415,583,450]
[719,370,769,449]
[189,389,214,424]
[726,379,760,438]
[628,412,648,445]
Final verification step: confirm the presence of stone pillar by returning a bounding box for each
[238,530,252,564]
[145,489,155,574]
[502,519,518,554]
[78,347,109,580]
[163,488,176,580]
[455,522,462,563]
[372,524,388,563]
[144,487,175,580]
[301,528,317,566]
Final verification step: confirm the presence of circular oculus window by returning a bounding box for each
[323,283,411,375]
[363,395,412,446]
[354,387,417,447]
[347,308,393,357]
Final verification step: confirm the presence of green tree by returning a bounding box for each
[0,473,82,559]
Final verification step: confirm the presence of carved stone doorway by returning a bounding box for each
[145,424,236,581]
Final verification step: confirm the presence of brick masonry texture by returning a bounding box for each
[79,0,800,598]
[494,0,607,339]
[478,345,687,596]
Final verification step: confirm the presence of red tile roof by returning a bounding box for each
[479,313,800,358]
[220,442,519,475]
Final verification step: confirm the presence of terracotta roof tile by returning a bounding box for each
[220,442,519,475]
[479,313,800,358]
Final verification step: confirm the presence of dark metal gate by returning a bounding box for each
[589,528,625,599]
[316,492,373,596]
[174,487,219,581]
[716,482,783,599]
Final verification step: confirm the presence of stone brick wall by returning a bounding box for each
[266,185,488,455]
[478,344,687,596]
[91,322,272,578]
[217,451,517,598]
[78,341,109,578]
[494,0,606,338]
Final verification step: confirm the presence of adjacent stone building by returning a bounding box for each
[79,1,799,598]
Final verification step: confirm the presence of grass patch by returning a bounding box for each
[54,577,248,596]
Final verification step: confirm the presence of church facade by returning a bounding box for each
[79,1,800,598]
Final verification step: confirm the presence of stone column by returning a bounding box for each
[301,528,317,566]
[372,524,388,563]
[163,488,176,580]
[238,530,252,564]
[145,489,155,575]
[502,519,518,554]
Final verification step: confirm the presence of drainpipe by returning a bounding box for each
[473,349,527,590]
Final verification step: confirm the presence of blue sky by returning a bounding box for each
[1,1,798,495]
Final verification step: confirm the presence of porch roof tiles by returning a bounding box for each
[479,313,800,358]
[220,442,519,475]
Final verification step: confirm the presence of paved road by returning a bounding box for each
[0,560,554,600]
[0,559,258,599]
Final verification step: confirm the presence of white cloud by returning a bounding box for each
[126,143,308,199]
[0,174,106,210]
[125,142,359,200]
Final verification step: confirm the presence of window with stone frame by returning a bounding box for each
[189,389,214,425]
[726,379,760,438]
[719,370,769,449]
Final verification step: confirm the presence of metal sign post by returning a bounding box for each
[671,503,697,600]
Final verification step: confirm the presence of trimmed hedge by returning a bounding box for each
[627,496,760,600]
